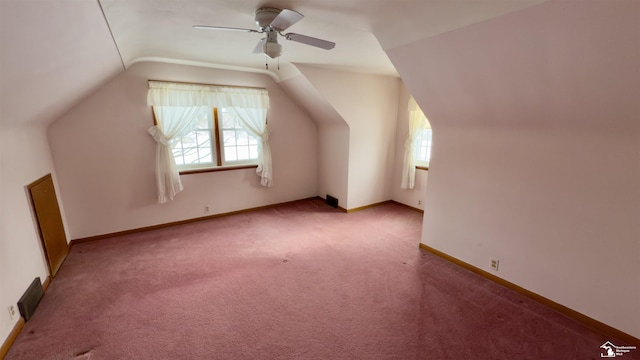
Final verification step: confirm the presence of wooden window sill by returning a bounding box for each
[180,164,258,175]
[416,166,429,171]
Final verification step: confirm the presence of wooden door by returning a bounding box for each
[28,174,69,277]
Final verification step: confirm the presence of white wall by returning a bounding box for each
[0,125,56,344]
[48,62,318,239]
[295,65,400,209]
[279,74,349,208]
[317,124,350,207]
[391,82,428,210]
[387,0,640,337]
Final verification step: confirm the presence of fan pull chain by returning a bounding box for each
[263,55,281,71]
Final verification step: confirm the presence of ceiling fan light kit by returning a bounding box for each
[263,41,282,59]
[193,7,335,64]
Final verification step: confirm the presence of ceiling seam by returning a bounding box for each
[97,0,126,70]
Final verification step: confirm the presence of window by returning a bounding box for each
[414,128,432,167]
[168,107,259,172]
[172,107,214,169]
[401,96,431,189]
[147,81,272,203]
[219,108,259,164]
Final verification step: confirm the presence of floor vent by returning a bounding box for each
[326,195,339,208]
[18,277,44,321]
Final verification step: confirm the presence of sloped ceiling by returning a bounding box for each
[101,0,546,80]
[0,0,123,127]
[0,0,547,127]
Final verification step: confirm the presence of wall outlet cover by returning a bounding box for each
[490,257,500,271]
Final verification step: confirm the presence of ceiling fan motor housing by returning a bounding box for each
[255,7,281,29]
[193,6,334,60]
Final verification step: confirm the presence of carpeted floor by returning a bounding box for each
[5,198,637,359]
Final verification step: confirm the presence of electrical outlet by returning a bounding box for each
[8,305,16,320]
[418,200,423,206]
[490,257,500,271]
[203,206,210,213]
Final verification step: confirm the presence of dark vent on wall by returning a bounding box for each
[326,195,339,208]
[18,277,44,321]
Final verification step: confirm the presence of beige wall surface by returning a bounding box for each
[387,0,640,337]
[0,125,57,345]
[48,62,319,240]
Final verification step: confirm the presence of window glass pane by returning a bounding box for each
[183,147,200,164]
[414,140,422,157]
[224,147,237,161]
[221,111,235,129]
[237,131,249,146]
[198,154,213,164]
[195,130,211,147]
[237,146,250,160]
[181,132,197,147]
[195,113,210,129]
[420,147,427,160]
[198,147,212,163]
[173,148,184,165]
[223,130,236,146]
[249,136,258,145]
[249,145,258,159]
[413,127,432,164]
[165,105,217,170]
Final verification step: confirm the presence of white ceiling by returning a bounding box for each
[0,0,546,127]
[101,0,546,79]
[0,0,123,127]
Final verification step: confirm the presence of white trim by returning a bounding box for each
[129,57,284,82]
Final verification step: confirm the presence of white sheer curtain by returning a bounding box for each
[148,106,206,203]
[146,81,271,203]
[401,97,429,189]
[222,88,272,186]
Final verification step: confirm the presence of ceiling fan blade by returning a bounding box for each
[253,38,266,54]
[284,33,336,50]
[193,25,259,33]
[269,9,303,31]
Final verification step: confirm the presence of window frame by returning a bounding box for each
[151,107,259,175]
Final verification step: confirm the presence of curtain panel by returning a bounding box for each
[226,107,272,186]
[400,97,429,189]
[147,81,270,109]
[148,106,207,203]
[147,81,272,203]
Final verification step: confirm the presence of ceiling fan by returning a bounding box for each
[193,7,336,60]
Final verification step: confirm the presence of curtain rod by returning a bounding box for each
[148,79,266,91]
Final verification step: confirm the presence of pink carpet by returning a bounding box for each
[6,198,637,359]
